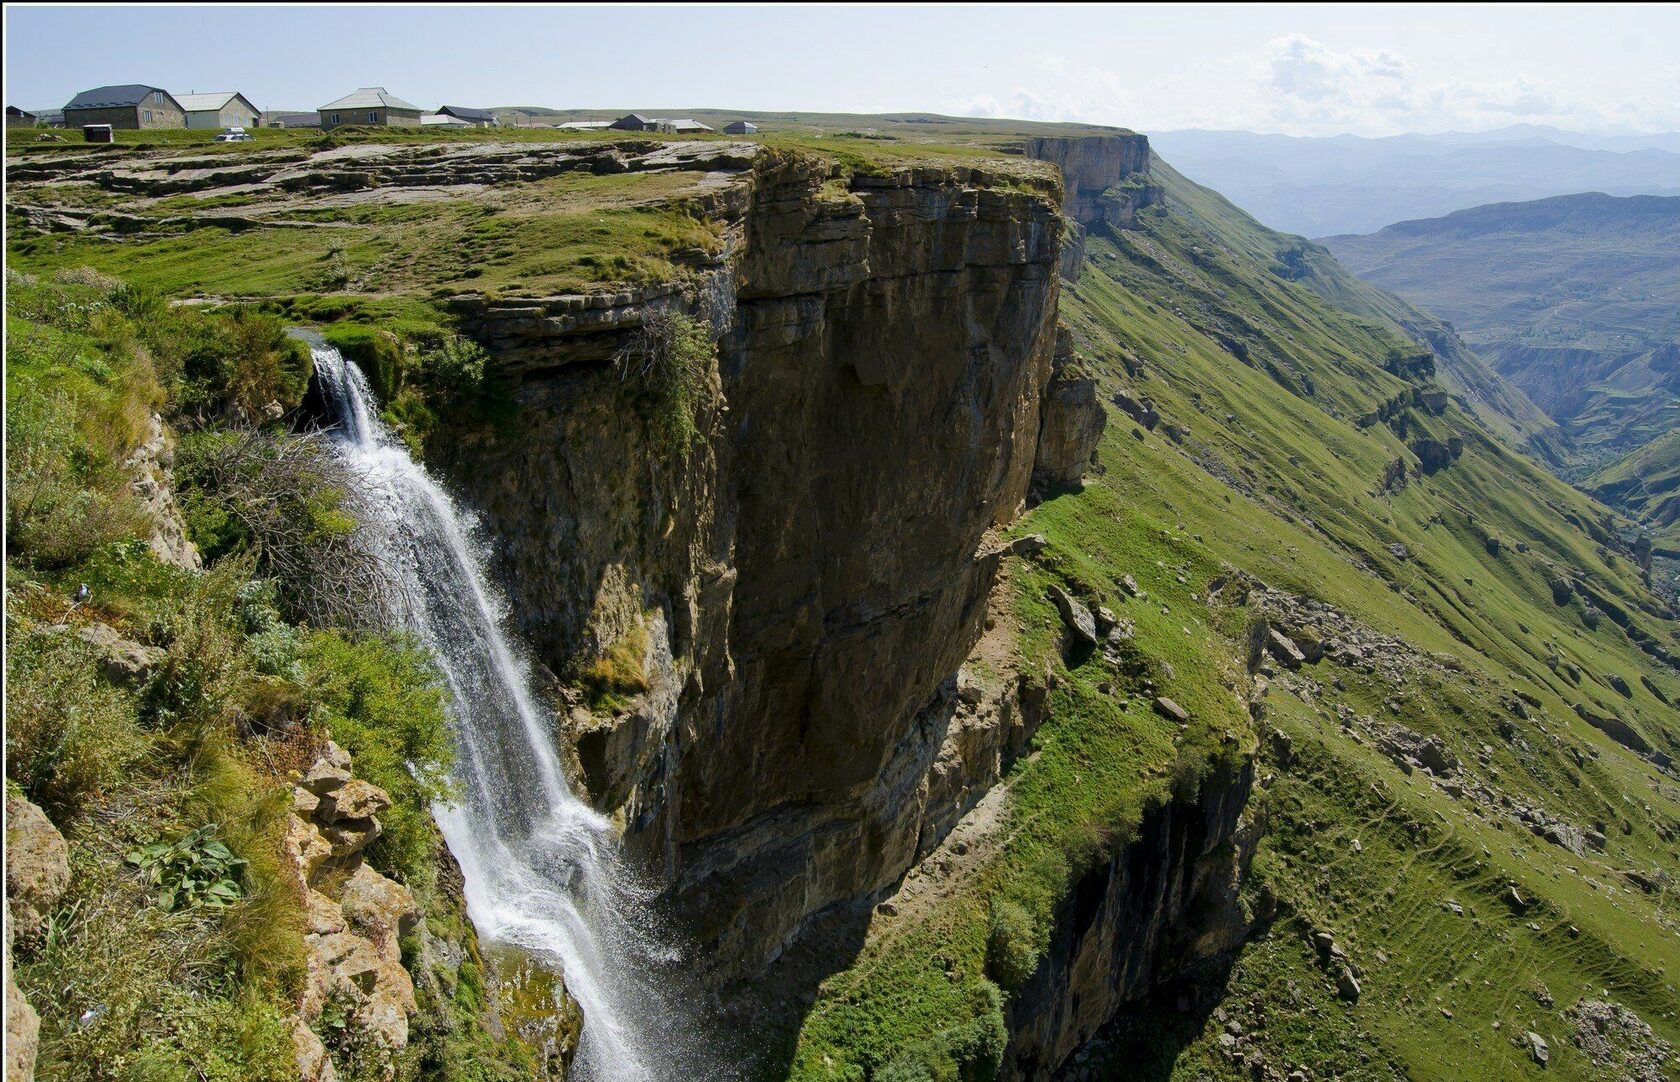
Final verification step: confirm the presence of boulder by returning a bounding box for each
[4,795,69,947]
[290,1017,337,1082]
[1336,967,1361,1002]
[6,905,40,1082]
[1153,696,1190,723]
[338,864,419,961]
[71,623,164,686]
[1526,1031,1550,1066]
[284,813,335,885]
[1048,585,1100,647]
[300,740,353,795]
[317,780,391,823]
[1266,628,1306,669]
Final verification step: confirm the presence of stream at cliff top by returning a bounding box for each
[309,342,701,1081]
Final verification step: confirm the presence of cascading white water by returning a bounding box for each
[309,343,695,1081]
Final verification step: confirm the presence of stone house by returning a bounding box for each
[723,120,759,135]
[7,106,41,127]
[317,88,423,129]
[63,84,184,129]
[176,91,260,130]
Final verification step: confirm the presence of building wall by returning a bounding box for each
[184,102,258,130]
[320,106,422,129]
[66,95,184,130]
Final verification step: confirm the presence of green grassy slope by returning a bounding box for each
[779,150,1680,1081]
[1146,158,1570,469]
[1586,427,1680,552]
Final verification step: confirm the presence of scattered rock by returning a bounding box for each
[1048,585,1100,648]
[1525,1030,1549,1066]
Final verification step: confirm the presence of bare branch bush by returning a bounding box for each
[176,426,394,628]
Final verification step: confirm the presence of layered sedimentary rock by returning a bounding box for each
[1025,134,1159,278]
[436,149,1066,974]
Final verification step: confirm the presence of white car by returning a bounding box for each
[214,127,253,143]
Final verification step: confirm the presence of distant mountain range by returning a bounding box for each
[1149,125,1680,236]
[1322,190,1680,548]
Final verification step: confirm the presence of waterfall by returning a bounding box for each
[309,343,697,1081]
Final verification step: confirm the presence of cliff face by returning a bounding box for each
[1024,135,1158,279]
[1003,762,1263,1080]
[437,149,1066,973]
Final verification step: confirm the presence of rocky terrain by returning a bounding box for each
[7,119,1678,1082]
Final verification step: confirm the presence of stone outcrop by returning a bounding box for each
[4,794,66,1082]
[430,148,1064,977]
[1032,331,1106,491]
[1003,760,1263,1079]
[1024,134,1159,280]
[4,794,69,950]
[282,740,421,1081]
[124,413,201,571]
[6,906,39,1082]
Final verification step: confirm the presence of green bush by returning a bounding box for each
[616,305,715,453]
[297,630,456,888]
[874,982,1009,1082]
[126,822,248,912]
[984,896,1041,991]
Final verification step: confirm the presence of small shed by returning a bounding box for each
[723,121,759,135]
[82,124,114,143]
[269,112,320,129]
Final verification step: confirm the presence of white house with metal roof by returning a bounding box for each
[317,88,423,129]
[177,91,260,130]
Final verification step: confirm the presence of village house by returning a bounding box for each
[7,106,41,127]
[317,88,423,129]
[64,84,184,129]
[608,113,714,133]
[176,91,261,130]
[723,120,759,135]
[435,105,497,127]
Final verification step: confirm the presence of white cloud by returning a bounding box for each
[949,36,1679,136]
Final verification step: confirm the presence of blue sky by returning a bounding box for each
[6,5,1678,136]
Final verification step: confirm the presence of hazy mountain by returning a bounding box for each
[1149,126,1680,235]
[1324,191,1680,549]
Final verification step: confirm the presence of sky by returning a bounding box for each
[6,4,1679,137]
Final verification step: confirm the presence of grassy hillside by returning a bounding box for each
[775,148,1680,1081]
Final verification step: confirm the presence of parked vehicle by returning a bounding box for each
[213,126,252,142]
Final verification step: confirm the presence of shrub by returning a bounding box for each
[176,427,389,626]
[579,622,650,708]
[4,622,150,817]
[874,982,1009,1082]
[984,896,1041,991]
[615,305,715,454]
[165,306,313,424]
[126,822,247,912]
